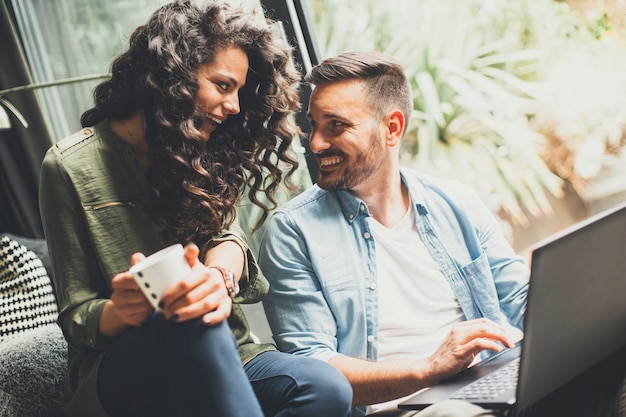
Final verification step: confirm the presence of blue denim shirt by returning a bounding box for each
[258,168,529,407]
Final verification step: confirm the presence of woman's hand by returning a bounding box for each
[109,269,155,327]
[158,243,233,325]
[99,252,155,337]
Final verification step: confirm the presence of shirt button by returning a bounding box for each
[367,335,374,343]
[369,282,377,290]
[359,204,365,211]
[348,213,354,220]
[88,338,95,346]
[363,232,371,239]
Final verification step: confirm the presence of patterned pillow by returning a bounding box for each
[0,236,59,342]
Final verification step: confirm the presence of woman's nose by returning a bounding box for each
[224,93,240,115]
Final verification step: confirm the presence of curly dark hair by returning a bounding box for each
[81,0,301,243]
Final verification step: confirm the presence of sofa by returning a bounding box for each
[0,234,66,417]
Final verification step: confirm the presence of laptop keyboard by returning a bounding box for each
[450,357,520,401]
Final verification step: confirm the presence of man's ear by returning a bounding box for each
[386,109,405,147]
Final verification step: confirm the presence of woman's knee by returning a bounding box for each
[168,318,237,354]
[162,318,242,381]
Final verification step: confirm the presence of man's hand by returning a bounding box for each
[426,318,516,383]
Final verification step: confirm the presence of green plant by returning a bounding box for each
[306,0,572,225]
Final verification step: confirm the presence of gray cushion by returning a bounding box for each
[0,324,66,417]
[0,235,67,417]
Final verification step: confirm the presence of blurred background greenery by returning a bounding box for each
[305,0,626,252]
[4,0,625,253]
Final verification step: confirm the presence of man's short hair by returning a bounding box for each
[305,51,413,132]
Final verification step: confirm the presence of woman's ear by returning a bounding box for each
[385,109,405,147]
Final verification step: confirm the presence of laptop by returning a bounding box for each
[399,201,626,413]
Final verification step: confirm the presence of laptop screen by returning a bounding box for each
[517,202,626,409]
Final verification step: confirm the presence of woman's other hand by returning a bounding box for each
[158,243,232,325]
[99,252,155,337]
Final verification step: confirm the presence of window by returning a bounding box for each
[10,0,262,141]
[8,0,312,251]
[300,0,626,251]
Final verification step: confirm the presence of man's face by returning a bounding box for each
[307,79,385,190]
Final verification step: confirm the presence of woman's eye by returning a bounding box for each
[216,82,230,91]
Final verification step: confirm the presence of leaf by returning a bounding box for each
[415,72,445,128]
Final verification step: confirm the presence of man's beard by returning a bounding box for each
[317,130,385,190]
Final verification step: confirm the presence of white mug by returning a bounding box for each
[129,243,191,309]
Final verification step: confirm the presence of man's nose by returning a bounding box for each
[308,129,330,154]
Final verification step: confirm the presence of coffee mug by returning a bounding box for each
[129,243,191,309]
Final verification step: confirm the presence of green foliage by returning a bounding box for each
[587,12,612,39]
[303,0,606,225]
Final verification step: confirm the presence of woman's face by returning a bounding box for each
[195,46,249,142]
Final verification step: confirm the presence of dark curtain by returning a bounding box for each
[0,128,43,238]
[1,0,52,239]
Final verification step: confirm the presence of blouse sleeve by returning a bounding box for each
[201,225,268,304]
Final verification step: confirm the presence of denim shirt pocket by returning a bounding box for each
[317,260,360,298]
[308,234,361,294]
[460,251,501,321]
[315,258,364,328]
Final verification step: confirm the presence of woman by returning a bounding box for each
[38,1,352,416]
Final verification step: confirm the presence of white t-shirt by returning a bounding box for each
[371,204,464,360]
[366,205,464,414]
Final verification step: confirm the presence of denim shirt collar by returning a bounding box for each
[334,189,370,224]
[332,167,429,223]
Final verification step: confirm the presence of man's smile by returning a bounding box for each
[318,155,344,168]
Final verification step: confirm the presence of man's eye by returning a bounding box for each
[217,82,230,91]
[331,120,345,128]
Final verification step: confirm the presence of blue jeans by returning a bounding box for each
[98,317,351,417]
[245,350,352,417]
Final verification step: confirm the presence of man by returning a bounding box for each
[259,50,626,417]
[257,51,527,416]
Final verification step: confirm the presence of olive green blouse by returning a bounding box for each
[39,121,276,417]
